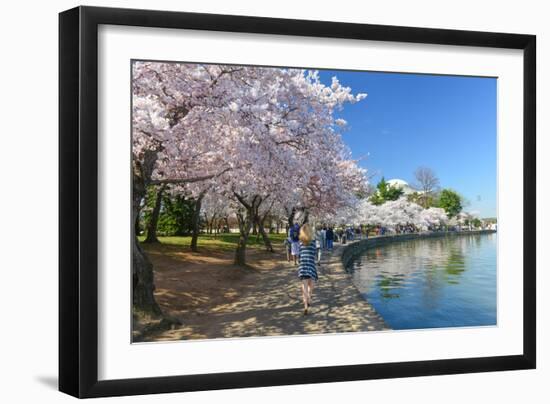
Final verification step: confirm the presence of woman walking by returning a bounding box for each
[297,224,318,315]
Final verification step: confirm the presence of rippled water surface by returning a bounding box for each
[346,233,497,330]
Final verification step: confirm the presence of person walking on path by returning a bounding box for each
[315,226,323,265]
[321,225,327,249]
[289,222,301,265]
[284,233,292,262]
[326,226,334,251]
[297,224,318,315]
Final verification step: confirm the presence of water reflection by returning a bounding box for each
[347,233,497,330]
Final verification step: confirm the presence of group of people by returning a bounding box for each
[392,224,418,234]
[336,226,362,244]
[314,225,335,254]
[285,223,335,264]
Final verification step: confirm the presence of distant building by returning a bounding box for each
[386,179,417,195]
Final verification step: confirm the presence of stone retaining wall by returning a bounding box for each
[341,230,497,269]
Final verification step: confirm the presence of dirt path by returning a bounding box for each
[141,241,388,342]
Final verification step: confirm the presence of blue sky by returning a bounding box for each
[317,70,497,218]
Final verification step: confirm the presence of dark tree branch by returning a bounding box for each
[150,167,231,186]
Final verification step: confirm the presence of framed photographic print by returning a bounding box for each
[59,5,536,398]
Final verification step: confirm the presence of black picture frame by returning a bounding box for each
[59,5,536,398]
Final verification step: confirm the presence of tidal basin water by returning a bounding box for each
[346,233,497,330]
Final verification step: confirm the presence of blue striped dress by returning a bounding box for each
[298,240,318,281]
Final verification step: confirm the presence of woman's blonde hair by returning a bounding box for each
[299,223,313,245]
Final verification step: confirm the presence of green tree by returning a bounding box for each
[369,177,404,205]
[141,192,196,237]
[162,195,196,236]
[438,189,462,217]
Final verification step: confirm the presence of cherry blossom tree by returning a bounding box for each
[132,61,368,313]
[207,68,368,264]
[349,198,448,232]
[356,199,384,226]
[375,198,423,229]
[132,62,257,314]
[419,207,448,230]
[202,191,232,235]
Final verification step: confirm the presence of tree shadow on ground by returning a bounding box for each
[140,242,388,342]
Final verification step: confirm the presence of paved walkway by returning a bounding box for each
[149,241,389,341]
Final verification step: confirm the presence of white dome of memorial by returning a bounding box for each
[387,178,417,195]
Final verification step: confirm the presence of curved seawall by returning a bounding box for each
[341,230,497,269]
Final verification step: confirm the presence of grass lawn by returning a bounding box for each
[138,232,288,253]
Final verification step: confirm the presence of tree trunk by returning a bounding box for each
[135,203,142,236]
[234,209,253,266]
[287,207,296,229]
[287,206,309,227]
[225,217,230,232]
[255,201,274,252]
[234,233,249,266]
[204,213,211,234]
[300,208,310,225]
[258,218,274,252]
[132,160,162,316]
[132,235,161,316]
[144,185,165,243]
[255,216,261,242]
[233,193,264,266]
[208,213,217,234]
[190,192,205,252]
